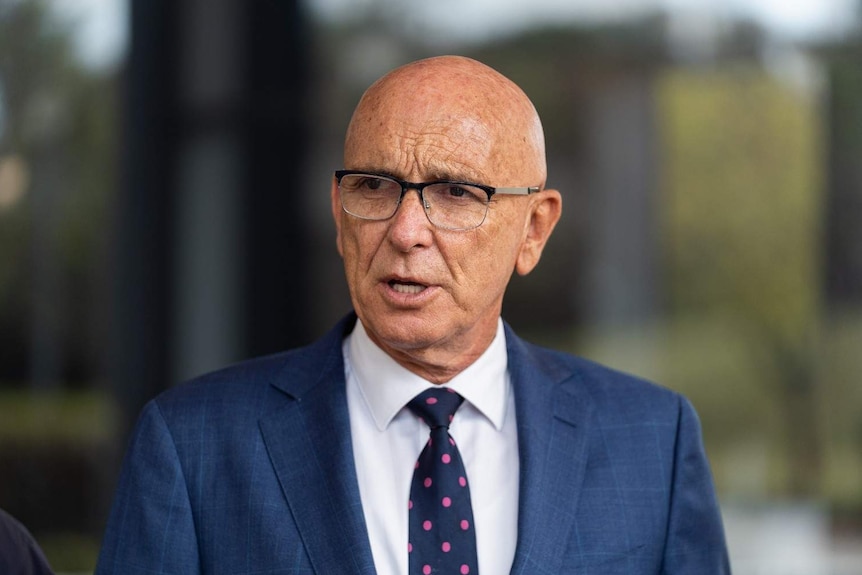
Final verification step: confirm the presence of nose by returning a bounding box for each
[388,188,433,250]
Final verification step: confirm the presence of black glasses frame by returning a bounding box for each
[334,170,539,201]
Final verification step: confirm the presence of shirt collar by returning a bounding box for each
[346,318,510,432]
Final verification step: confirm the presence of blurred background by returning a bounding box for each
[0,0,860,572]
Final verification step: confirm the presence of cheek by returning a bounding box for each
[339,221,383,279]
[453,227,522,297]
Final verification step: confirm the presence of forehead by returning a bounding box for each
[345,64,542,185]
[353,107,497,182]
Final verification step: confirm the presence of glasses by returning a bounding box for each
[335,170,539,231]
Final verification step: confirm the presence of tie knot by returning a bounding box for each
[407,387,464,430]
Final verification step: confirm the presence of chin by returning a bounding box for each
[363,313,447,352]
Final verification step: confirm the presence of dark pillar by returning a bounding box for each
[243,1,312,357]
[112,0,177,419]
[113,0,310,422]
[824,47,862,309]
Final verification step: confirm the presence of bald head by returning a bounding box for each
[332,56,562,381]
[344,56,547,188]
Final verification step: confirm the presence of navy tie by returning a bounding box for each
[407,388,479,575]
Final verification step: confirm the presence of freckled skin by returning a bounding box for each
[331,56,562,383]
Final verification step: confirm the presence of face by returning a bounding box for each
[331,57,560,381]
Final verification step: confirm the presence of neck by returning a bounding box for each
[363,320,499,384]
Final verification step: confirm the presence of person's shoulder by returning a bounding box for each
[155,347,290,403]
[510,331,684,418]
[137,350,298,434]
[148,314,355,423]
[0,509,54,575]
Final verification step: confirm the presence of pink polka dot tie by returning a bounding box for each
[407,388,478,575]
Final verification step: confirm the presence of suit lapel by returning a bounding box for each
[255,316,593,575]
[259,316,377,575]
[506,327,594,575]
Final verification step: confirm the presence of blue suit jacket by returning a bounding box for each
[96,314,730,574]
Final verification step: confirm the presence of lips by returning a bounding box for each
[388,279,427,294]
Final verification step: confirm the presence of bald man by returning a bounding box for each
[96,56,730,575]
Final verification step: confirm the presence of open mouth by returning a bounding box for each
[388,280,427,295]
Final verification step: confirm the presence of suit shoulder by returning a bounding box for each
[146,315,353,426]
[147,345,317,428]
[156,350,290,401]
[515,337,684,420]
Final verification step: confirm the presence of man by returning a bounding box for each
[96,56,730,574]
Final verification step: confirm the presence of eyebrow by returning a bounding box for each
[352,168,488,185]
[423,163,486,183]
[427,171,483,183]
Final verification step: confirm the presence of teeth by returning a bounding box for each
[391,282,426,294]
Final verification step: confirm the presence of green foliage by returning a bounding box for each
[658,65,824,496]
[0,0,78,150]
[0,0,118,381]
[819,310,862,506]
[0,390,118,445]
[37,532,100,574]
[657,66,822,355]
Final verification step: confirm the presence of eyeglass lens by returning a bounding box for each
[339,174,489,230]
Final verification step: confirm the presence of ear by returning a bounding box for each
[331,176,344,257]
[515,189,562,276]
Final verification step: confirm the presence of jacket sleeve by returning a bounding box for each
[95,400,201,575]
[662,395,731,574]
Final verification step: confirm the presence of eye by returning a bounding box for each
[360,177,384,190]
[437,184,486,202]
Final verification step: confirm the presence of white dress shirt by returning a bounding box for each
[344,318,520,575]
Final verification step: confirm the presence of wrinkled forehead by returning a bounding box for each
[344,59,545,186]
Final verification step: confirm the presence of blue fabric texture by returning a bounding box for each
[95,313,731,574]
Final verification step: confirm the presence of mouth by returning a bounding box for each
[387,279,429,295]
